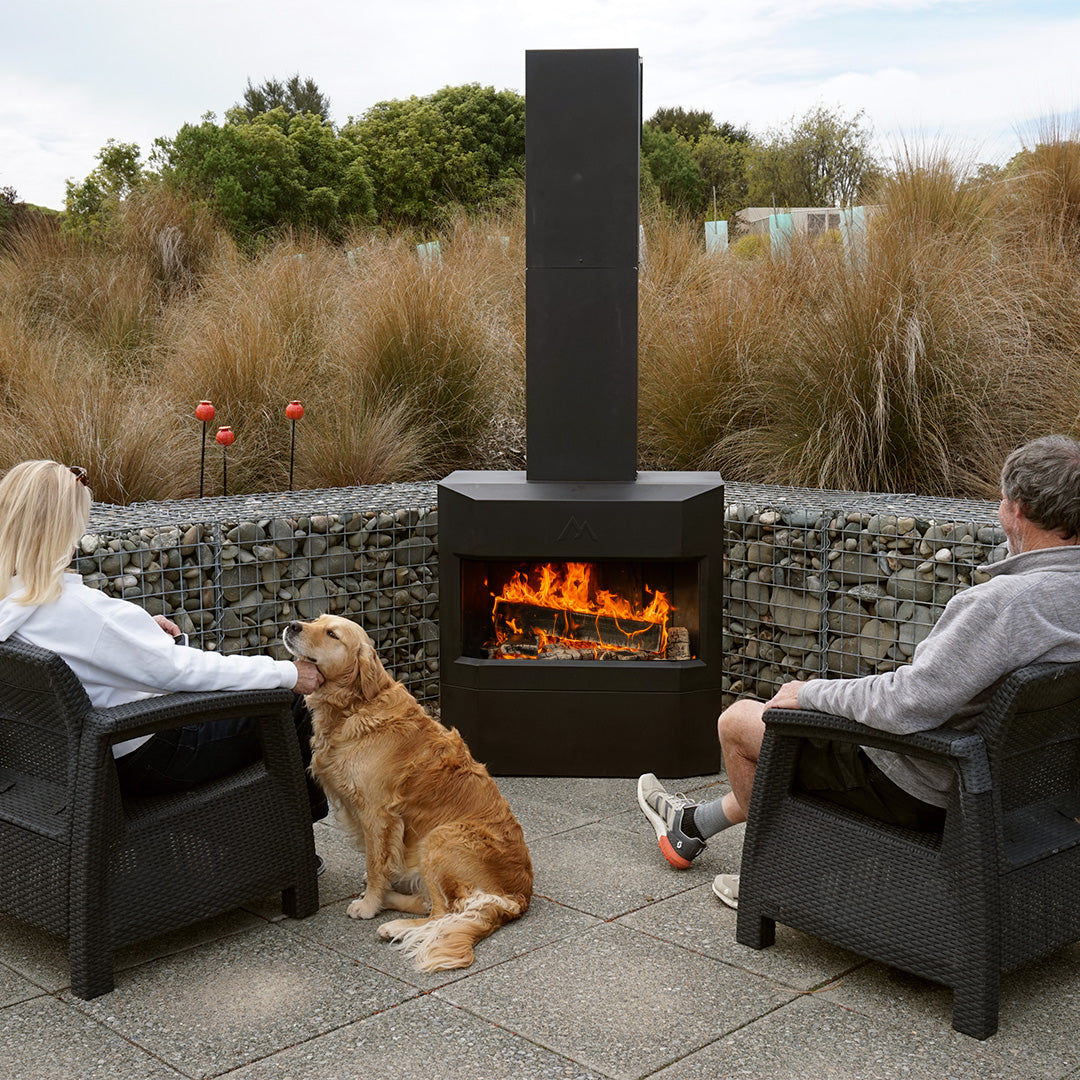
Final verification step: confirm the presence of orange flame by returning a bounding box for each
[491,562,672,655]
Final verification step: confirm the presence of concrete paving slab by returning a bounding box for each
[437,921,795,1079]
[494,775,725,843]
[0,960,46,1007]
[814,946,1080,1077]
[228,994,608,1080]
[528,810,730,920]
[617,880,868,991]
[649,993,1031,1080]
[284,893,602,990]
[0,907,269,994]
[1,995,186,1080]
[61,922,420,1080]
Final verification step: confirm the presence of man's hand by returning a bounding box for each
[764,680,806,710]
[292,659,324,695]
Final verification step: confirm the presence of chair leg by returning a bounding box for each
[69,935,115,1000]
[282,853,319,919]
[951,976,1000,1040]
[736,905,776,950]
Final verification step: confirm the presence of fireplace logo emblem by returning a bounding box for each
[557,516,598,543]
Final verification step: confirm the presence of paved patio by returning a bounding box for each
[2,773,1078,1080]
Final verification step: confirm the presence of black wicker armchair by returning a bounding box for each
[0,637,319,999]
[736,661,1080,1039]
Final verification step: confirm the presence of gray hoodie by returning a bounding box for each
[798,545,1080,806]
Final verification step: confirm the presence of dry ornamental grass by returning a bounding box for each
[1,135,1079,504]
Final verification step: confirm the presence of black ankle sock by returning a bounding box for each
[681,805,704,840]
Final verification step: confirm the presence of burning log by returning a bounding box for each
[494,599,665,654]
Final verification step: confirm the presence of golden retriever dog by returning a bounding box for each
[282,614,533,971]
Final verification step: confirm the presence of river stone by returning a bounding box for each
[770,586,822,634]
[302,533,327,559]
[393,536,435,566]
[886,568,935,603]
[226,522,265,545]
[898,604,936,657]
[311,546,354,578]
[775,631,818,658]
[827,636,864,677]
[829,550,880,583]
[265,517,301,554]
[858,619,896,661]
[296,577,330,618]
[780,508,820,528]
[221,563,260,602]
[827,595,865,636]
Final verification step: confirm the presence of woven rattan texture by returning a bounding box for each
[736,661,1080,1039]
[0,638,319,998]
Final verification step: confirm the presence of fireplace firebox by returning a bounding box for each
[438,49,725,776]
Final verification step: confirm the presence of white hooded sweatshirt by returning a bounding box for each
[0,572,299,756]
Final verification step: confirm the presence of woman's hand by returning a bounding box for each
[292,659,324,695]
[153,614,182,639]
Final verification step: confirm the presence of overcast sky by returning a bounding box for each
[3,0,1078,210]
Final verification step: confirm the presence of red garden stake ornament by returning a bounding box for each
[195,400,215,497]
[215,425,235,496]
[285,400,304,490]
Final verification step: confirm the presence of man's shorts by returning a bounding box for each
[794,738,946,831]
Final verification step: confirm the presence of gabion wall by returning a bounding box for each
[74,483,440,702]
[722,481,1004,705]
[71,478,1005,711]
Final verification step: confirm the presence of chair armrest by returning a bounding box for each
[83,689,298,749]
[762,708,992,794]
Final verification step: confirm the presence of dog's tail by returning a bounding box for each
[386,892,527,971]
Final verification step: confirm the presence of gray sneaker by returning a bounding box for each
[637,773,705,869]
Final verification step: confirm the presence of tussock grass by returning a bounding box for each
[2,139,1079,504]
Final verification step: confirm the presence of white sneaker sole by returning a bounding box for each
[636,774,668,841]
[712,873,739,909]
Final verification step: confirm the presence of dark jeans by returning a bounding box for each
[795,738,946,832]
[113,695,328,822]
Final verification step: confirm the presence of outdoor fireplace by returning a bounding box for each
[438,49,725,777]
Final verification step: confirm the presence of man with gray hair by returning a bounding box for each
[639,435,1080,907]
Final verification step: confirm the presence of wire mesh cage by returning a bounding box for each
[722,481,1004,705]
[74,483,440,702]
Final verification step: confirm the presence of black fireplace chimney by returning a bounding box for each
[525,48,640,482]
[437,49,725,777]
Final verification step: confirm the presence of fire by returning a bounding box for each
[491,561,673,657]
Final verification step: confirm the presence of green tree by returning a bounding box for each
[746,105,882,208]
[156,108,374,240]
[648,106,716,143]
[64,140,145,230]
[344,83,525,227]
[0,185,16,231]
[232,74,332,123]
[641,125,704,215]
[693,133,750,220]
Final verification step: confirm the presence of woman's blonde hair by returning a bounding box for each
[0,460,93,605]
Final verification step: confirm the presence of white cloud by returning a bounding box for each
[1,0,1077,207]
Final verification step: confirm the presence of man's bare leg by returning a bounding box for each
[716,698,767,824]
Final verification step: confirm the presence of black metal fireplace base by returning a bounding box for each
[438,470,725,777]
[442,683,722,778]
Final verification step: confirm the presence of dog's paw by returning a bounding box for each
[347,894,382,920]
[377,918,415,941]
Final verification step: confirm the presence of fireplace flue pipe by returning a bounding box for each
[524,48,642,483]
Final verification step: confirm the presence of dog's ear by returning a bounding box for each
[356,638,393,701]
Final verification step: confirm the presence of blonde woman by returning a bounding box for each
[0,460,326,815]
